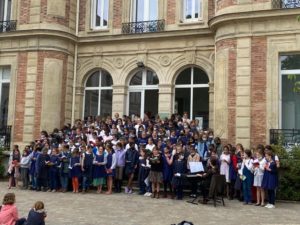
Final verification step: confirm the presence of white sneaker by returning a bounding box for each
[265,204,271,208]
[268,204,275,209]
[144,192,149,196]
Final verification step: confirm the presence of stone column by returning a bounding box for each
[74,86,84,120]
[112,85,128,116]
[158,84,174,119]
[208,82,214,129]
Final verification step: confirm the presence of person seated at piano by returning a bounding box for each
[196,157,220,204]
[187,144,201,198]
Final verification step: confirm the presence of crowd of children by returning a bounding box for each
[6,112,279,208]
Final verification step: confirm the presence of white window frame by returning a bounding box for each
[127,69,159,118]
[131,0,158,22]
[0,67,10,126]
[174,67,209,120]
[1,0,11,21]
[279,64,300,129]
[183,0,202,22]
[83,70,113,118]
[91,0,109,29]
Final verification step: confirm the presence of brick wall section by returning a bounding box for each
[40,0,70,27]
[216,0,237,11]
[79,0,87,31]
[34,51,68,139]
[19,0,31,24]
[14,53,28,142]
[216,39,237,145]
[208,0,215,20]
[113,0,122,29]
[250,37,267,146]
[167,0,176,24]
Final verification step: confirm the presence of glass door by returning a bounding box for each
[129,91,142,117]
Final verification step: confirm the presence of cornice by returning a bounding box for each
[209,8,300,31]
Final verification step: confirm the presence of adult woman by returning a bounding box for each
[8,145,21,189]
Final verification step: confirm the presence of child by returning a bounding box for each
[234,144,244,201]
[114,142,126,193]
[93,146,107,193]
[19,148,31,190]
[0,193,26,225]
[138,148,151,195]
[105,144,116,194]
[8,145,21,189]
[228,147,237,200]
[172,145,187,200]
[81,145,94,193]
[187,145,200,197]
[220,145,231,198]
[240,149,254,205]
[162,146,174,198]
[25,201,47,225]
[262,150,278,209]
[48,148,60,192]
[149,146,163,198]
[35,147,50,192]
[124,142,139,194]
[253,148,266,206]
[59,145,71,192]
[29,147,40,190]
[70,148,81,193]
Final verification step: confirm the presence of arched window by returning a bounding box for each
[175,67,209,127]
[0,66,10,126]
[84,70,113,118]
[128,69,159,118]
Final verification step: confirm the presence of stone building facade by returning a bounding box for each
[0,0,299,148]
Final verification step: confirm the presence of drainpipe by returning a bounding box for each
[71,0,80,126]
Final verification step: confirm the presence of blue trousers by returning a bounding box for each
[30,174,36,189]
[242,179,252,203]
[50,171,59,190]
[268,189,276,205]
[60,174,69,190]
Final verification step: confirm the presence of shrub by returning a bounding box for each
[272,145,300,201]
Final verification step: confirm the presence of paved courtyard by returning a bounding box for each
[0,182,299,225]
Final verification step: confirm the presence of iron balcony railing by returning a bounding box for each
[272,0,300,8]
[122,19,165,34]
[270,129,300,149]
[0,125,12,149]
[0,20,17,33]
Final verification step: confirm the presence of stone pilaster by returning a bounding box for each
[158,84,174,119]
[112,85,128,116]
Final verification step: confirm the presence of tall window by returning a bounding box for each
[92,0,109,29]
[280,55,300,129]
[183,0,201,21]
[0,67,10,127]
[0,0,12,21]
[175,67,209,126]
[132,0,158,22]
[84,70,113,118]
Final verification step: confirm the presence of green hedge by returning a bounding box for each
[272,145,300,201]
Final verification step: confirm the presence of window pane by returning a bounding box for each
[195,0,199,18]
[281,55,300,70]
[146,70,159,85]
[282,75,300,129]
[2,67,10,80]
[86,72,100,87]
[176,68,191,85]
[100,90,112,116]
[185,0,192,19]
[129,92,141,116]
[130,71,143,85]
[7,0,11,20]
[103,0,108,26]
[96,0,101,27]
[193,88,209,128]
[149,0,158,20]
[84,90,99,117]
[0,1,4,21]
[0,83,9,126]
[175,88,190,116]
[136,0,144,22]
[101,70,113,87]
[145,89,158,118]
[194,68,209,84]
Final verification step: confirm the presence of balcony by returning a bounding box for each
[272,0,300,8]
[0,20,17,33]
[122,20,165,34]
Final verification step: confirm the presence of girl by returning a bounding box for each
[8,145,21,189]
[187,145,201,198]
[162,146,174,198]
[220,145,231,198]
[149,146,163,198]
[253,148,266,206]
[234,143,244,201]
[146,137,155,152]
[0,193,26,225]
[81,145,94,193]
[93,146,107,193]
[48,148,60,192]
[114,142,126,193]
[172,145,187,200]
[29,147,40,190]
[240,149,254,205]
[138,148,151,195]
[125,142,139,194]
[70,148,81,193]
[19,148,31,189]
[25,201,47,225]
[228,147,237,200]
[262,150,278,209]
[59,145,71,192]
[105,144,116,194]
